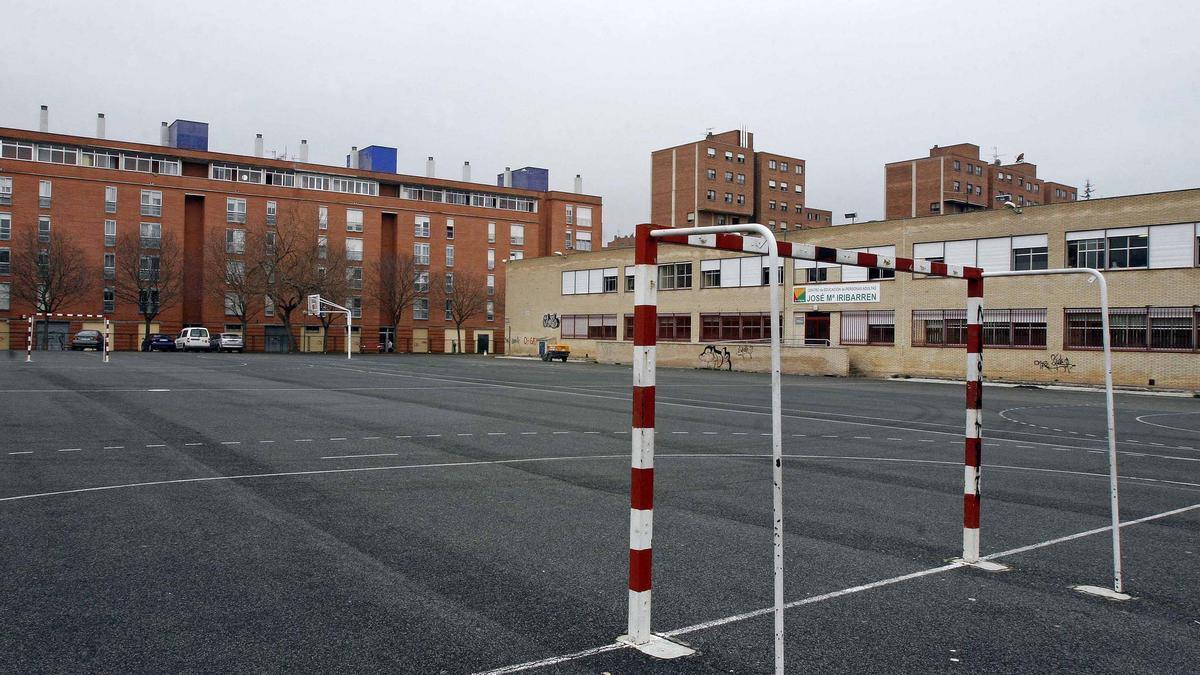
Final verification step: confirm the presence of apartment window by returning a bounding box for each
[602,267,618,293]
[975,185,982,196]
[344,238,363,262]
[575,232,592,251]
[768,201,777,210]
[841,310,895,345]
[487,274,495,296]
[768,180,777,190]
[700,313,773,341]
[445,245,455,267]
[707,169,717,180]
[736,153,745,163]
[344,208,363,233]
[414,271,430,293]
[561,314,618,340]
[795,164,803,175]
[509,251,524,261]
[38,217,51,242]
[780,162,788,172]
[487,222,496,243]
[0,213,9,240]
[347,267,363,290]
[0,248,9,275]
[576,207,592,228]
[780,202,788,212]
[707,147,716,158]
[1013,245,1048,271]
[736,194,746,205]
[930,202,941,214]
[224,197,246,224]
[139,255,160,281]
[446,219,454,239]
[565,205,574,225]
[724,151,733,161]
[486,301,495,322]
[1107,234,1148,269]
[564,229,573,250]
[39,180,52,208]
[768,160,777,170]
[780,182,788,192]
[349,296,362,319]
[487,248,495,270]
[413,297,429,320]
[510,224,525,245]
[318,206,328,229]
[0,177,11,205]
[795,185,803,194]
[441,298,453,321]
[103,287,114,313]
[102,252,116,279]
[737,173,746,184]
[1067,237,1106,269]
[105,186,117,213]
[953,181,961,192]
[706,190,716,201]
[225,228,245,254]
[415,215,431,238]
[624,266,635,292]
[266,200,277,225]
[723,192,733,203]
[317,235,328,259]
[658,262,692,290]
[444,271,455,294]
[225,260,245,283]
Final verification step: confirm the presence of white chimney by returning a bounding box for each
[504,167,512,187]
[426,156,435,178]
[574,174,583,194]
[349,146,358,169]
[299,139,309,162]
[39,105,48,132]
[462,161,471,182]
[96,113,106,139]
[254,133,263,157]
[160,121,169,146]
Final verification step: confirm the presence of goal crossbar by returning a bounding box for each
[623,223,984,673]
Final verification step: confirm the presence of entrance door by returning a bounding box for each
[476,333,489,354]
[804,312,830,346]
[34,321,71,350]
[412,328,429,353]
[264,326,289,353]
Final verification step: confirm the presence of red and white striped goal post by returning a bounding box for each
[25,312,111,363]
[622,222,985,665]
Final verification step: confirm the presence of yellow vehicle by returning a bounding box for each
[542,343,570,362]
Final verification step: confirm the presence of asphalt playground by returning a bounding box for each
[1,351,1198,673]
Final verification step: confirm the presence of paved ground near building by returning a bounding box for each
[1,351,1198,673]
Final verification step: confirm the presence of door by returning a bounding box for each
[412,328,429,353]
[34,320,70,350]
[476,333,489,354]
[804,312,830,346]
[264,326,289,353]
[0,320,8,351]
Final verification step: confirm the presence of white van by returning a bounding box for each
[176,327,211,351]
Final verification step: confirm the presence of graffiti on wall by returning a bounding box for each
[1034,354,1076,373]
[699,345,732,371]
[542,313,560,329]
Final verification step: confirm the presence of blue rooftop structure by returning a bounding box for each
[168,120,209,151]
[498,167,549,191]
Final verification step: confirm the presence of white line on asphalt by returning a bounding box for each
[553,431,570,435]
[488,432,507,436]
[9,451,34,455]
[329,438,347,441]
[732,432,748,436]
[473,500,1200,675]
[295,439,312,443]
[259,440,275,444]
[145,444,166,448]
[396,435,412,439]
[362,436,381,440]
[458,433,473,437]
[853,436,870,440]
[672,431,689,435]
[821,435,838,438]
[321,453,399,460]
[1017,445,1035,449]
[426,434,442,437]
[220,441,241,445]
[185,442,204,446]
[583,431,600,435]
[103,446,124,450]
[887,438,903,441]
[702,432,717,435]
[60,448,82,452]
[521,432,538,435]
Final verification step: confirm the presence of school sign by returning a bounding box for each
[793,282,881,304]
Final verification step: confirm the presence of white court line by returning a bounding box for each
[521,432,538,435]
[220,441,241,445]
[103,446,124,450]
[329,438,348,442]
[474,500,1200,675]
[362,436,381,440]
[426,434,442,438]
[321,453,399,460]
[458,433,474,437]
[553,431,570,435]
[60,448,82,452]
[295,439,313,443]
[259,440,275,444]
[488,432,507,436]
[146,444,166,448]
[9,451,34,455]
[185,442,204,446]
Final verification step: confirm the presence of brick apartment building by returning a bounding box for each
[0,112,602,353]
[885,143,1077,220]
[650,129,833,233]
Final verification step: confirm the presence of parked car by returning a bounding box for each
[71,330,106,351]
[209,333,244,353]
[143,333,177,352]
[175,327,211,351]
[541,343,570,362]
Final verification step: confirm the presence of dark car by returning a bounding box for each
[143,333,177,352]
[71,330,105,351]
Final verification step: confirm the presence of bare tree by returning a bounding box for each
[113,228,184,347]
[367,252,417,352]
[260,205,322,352]
[205,220,265,336]
[432,269,490,354]
[312,244,350,353]
[9,227,95,348]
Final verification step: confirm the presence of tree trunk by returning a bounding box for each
[144,316,154,352]
[40,316,50,350]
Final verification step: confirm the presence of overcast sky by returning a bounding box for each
[3,0,1197,237]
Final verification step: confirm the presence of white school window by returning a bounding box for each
[225,228,245,253]
[413,297,429,320]
[39,180,52,207]
[0,177,11,205]
[575,231,592,251]
[141,190,163,217]
[103,253,116,278]
[487,249,495,270]
[446,219,454,239]
[0,213,9,240]
[509,251,524,261]
[415,271,430,292]
[510,224,525,245]
[226,197,246,223]
[576,207,592,228]
[346,208,364,232]
[345,238,363,261]
[139,221,161,247]
[105,186,117,213]
[487,222,496,243]
[0,248,10,275]
[486,301,495,321]
[566,205,574,224]
[445,299,454,321]
[445,245,455,266]
[414,242,430,265]
[486,274,495,295]
[415,215,430,238]
[318,206,328,229]
[266,200,277,225]
[317,235,328,259]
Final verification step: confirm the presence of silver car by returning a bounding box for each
[210,332,245,353]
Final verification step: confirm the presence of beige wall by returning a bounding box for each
[596,340,849,376]
[507,189,1200,389]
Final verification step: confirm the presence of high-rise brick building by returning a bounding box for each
[885,143,1076,220]
[650,129,833,232]
[0,110,602,353]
